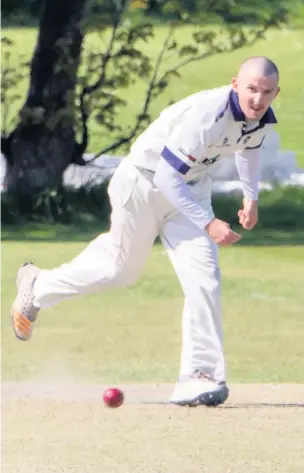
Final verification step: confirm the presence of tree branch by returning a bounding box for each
[77,81,89,153]
[88,25,175,159]
[156,25,270,87]
[83,2,127,97]
[84,20,277,161]
[77,0,128,153]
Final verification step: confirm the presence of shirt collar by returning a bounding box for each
[229,89,277,124]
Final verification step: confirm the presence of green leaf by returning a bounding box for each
[1,37,13,46]
[168,40,178,51]
[178,45,199,56]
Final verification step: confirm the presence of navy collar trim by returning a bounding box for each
[229,89,277,124]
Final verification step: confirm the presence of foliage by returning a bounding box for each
[1,179,111,225]
[1,37,29,137]
[2,0,301,23]
[1,0,290,163]
[1,0,41,17]
[213,186,304,229]
[2,177,304,230]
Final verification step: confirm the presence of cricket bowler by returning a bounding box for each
[11,56,280,406]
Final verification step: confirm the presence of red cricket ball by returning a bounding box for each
[103,387,124,408]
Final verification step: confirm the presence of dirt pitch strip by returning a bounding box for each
[2,382,304,473]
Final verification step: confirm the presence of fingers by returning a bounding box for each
[228,230,242,244]
[241,215,256,230]
[207,218,243,246]
[238,205,258,230]
[243,220,254,230]
[218,230,242,246]
[238,209,246,224]
[238,210,255,230]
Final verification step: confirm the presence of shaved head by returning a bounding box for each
[238,56,279,82]
[232,56,280,121]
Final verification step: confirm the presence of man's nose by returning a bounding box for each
[253,93,264,105]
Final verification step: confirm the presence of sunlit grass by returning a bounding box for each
[2,241,304,383]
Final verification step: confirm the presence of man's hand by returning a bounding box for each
[206,218,242,246]
[238,198,258,230]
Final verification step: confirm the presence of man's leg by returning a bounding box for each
[160,212,228,406]
[11,160,159,340]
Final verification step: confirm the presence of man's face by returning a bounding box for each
[232,72,280,121]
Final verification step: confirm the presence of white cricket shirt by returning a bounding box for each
[128,84,278,230]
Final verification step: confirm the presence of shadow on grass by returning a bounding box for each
[2,222,304,246]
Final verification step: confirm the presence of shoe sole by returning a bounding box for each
[11,307,33,341]
[11,262,38,341]
[170,385,229,407]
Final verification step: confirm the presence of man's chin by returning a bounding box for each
[245,110,264,121]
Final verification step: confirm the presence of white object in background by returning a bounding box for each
[63,155,123,189]
[1,139,303,193]
[211,180,273,195]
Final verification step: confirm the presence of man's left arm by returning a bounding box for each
[234,148,260,230]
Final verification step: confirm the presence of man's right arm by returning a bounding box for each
[153,158,215,229]
[153,159,241,245]
[153,105,241,245]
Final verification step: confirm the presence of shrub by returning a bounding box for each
[213,186,304,229]
[2,182,304,230]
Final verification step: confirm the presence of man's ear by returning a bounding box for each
[275,87,280,99]
[231,77,238,92]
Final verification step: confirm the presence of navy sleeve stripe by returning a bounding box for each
[161,146,191,175]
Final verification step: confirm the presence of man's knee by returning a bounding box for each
[205,265,221,291]
[183,265,221,295]
[107,264,139,288]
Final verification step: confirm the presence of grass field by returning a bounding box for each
[2,238,304,473]
[2,240,304,383]
[1,25,304,166]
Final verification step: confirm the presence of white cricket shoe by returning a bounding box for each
[11,262,41,341]
[170,372,229,407]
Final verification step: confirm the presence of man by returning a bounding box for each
[11,56,280,406]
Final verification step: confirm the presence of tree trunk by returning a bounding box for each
[3,0,88,198]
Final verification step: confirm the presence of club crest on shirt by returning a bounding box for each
[215,137,230,147]
[201,154,220,166]
[243,135,251,145]
[178,147,196,162]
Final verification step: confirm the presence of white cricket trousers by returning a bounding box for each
[33,158,226,382]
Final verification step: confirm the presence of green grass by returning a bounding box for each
[2,222,304,245]
[2,240,304,383]
[1,25,304,166]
